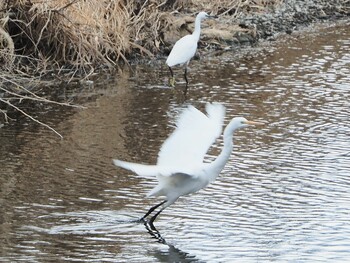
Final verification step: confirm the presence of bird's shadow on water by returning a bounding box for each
[28,210,200,262]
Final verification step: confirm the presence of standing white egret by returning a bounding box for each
[113,103,264,227]
[166,11,217,88]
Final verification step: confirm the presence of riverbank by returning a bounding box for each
[1,0,349,75]
[0,0,349,132]
[236,0,349,44]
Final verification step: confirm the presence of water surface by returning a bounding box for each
[1,21,350,262]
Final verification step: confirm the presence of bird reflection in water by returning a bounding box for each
[143,220,200,262]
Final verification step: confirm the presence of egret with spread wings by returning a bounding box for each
[113,103,263,226]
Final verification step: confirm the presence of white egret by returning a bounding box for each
[166,11,217,87]
[113,103,263,226]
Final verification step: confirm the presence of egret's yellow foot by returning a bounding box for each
[168,77,176,87]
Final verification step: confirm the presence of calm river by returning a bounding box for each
[0,21,350,262]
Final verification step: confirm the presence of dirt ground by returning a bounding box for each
[199,0,350,49]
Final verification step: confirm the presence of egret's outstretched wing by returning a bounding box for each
[157,103,225,168]
[113,159,159,179]
[113,159,175,178]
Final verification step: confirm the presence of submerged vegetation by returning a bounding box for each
[0,0,349,135]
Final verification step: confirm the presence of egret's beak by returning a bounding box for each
[244,120,265,126]
[207,14,218,19]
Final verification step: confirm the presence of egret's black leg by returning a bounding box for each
[184,80,189,96]
[184,67,189,85]
[149,208,164,230]
[140,200,166,221]
[168,66,174,78]
[168,67,175,87]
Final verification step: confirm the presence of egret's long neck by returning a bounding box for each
[207,125,236,182]
[192,16,202,42]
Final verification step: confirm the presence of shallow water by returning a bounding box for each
[1,21,350,262]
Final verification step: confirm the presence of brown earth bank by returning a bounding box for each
[0,0,349,75]
[0,0,349,131]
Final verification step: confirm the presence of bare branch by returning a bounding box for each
[0,97,63,139]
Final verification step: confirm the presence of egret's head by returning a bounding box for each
[234,117,250,129]
[197,11,217,20]
[238,117,264,128]
[225,117,264,135]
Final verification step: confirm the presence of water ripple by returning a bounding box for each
[1,22,350,263]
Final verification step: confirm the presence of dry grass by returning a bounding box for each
[191,0,283,15]
[1,0,284,75]
[0,0,283,136]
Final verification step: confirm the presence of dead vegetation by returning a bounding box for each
[0,0,284,136]
[1,0,284,75]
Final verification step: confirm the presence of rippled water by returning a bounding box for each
[1,21,350,262]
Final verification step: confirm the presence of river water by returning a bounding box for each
[1,21,350,262]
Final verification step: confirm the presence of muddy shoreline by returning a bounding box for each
[239,0,348,41]
[199,0,350,52]
[0,1,348,73]
[129,0,350,65]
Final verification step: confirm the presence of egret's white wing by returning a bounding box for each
[113,159,176,178]
[157,103,225,168]
[113,159,159,179]
[166,35,197,67]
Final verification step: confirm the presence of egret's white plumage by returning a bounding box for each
[113,103,263,226]
[158,103,225,168]
[166,34,197,68]
[166,11,216,87]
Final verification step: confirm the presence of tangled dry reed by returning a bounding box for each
[1,0,283,75]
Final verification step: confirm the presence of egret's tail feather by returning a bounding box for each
[113,159,158,178]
